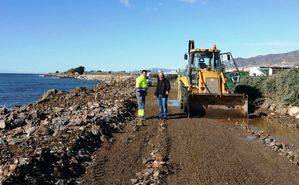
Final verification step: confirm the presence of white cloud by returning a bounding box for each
[120,0,131,7]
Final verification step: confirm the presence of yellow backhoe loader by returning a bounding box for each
[178,40,248,118]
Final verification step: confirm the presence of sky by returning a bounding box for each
[0,0,299,73]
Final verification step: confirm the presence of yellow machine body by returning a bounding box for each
[178,40,248,118]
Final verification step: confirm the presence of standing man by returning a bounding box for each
[136,70,148,125]
[155,71,171,120]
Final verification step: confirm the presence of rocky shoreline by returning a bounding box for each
[45,73,134,82]
[0,77,136,184]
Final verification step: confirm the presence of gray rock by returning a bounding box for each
[280,148,288,156]
[0,107,9,115]
[131,178,138,184]
[70,118,83,125]
[7,113,16,123]
[18,113,27,120]
[0,138,6,144]
[12,118,26,128]
[143,168,154,177]
[100,135,107,142]
[264,137,272,144]
[52,107,64,113]
[287,150,295,157]
[24,124,36,136]
[18,157,29,165]
[260,139,266,144]
[69,105,79,111]
[30,110,46,120]
[275,107,288,116]
[10,137,27,145]
[0,119,6,129]
[276,142,283,149]
[269,141,276,147]
[90,125,100,135]
[272,146,279,152]
[269,104,276,112]
[288,106,299,117]
[142,157,153,165]
[19,105,29,112]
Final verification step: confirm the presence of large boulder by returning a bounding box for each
[38,89,59,103]
[288,106,299,117]
[275,107,288,116]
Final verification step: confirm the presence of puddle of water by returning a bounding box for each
[249,117,299,145]
[245,135,257,142]
[168,100,180,107]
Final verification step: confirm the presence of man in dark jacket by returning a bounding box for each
[154,71,171,119]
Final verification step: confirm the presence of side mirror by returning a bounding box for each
[184,54,188,60]
[227,54,231,61]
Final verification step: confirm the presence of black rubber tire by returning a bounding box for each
[186,95,192,118]
[179,85,185,109]
[182,89,192,117]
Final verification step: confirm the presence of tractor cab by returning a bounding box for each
[184,42,241,87]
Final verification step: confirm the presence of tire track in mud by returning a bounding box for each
[91,156,107,184]
[81,122,157,185]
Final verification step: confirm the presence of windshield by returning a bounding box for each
[191,52,222,71]
[192,53,212,69]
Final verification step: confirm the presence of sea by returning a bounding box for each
[0,73,99,108]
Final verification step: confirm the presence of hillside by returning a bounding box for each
[235,50,299,67]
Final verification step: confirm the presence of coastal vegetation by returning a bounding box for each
[237,68,299,106]
[66,66,85,75]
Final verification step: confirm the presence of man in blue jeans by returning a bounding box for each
[136,70,148,126]
[154,71,171,120]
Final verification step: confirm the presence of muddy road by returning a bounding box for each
[82,87,299,185]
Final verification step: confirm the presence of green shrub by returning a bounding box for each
[238,69,299,106]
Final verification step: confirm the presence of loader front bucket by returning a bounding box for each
[186,93,248,118]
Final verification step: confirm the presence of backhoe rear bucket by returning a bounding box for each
[185,93,248,118]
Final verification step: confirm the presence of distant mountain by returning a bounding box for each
[130,68,176,74]
[235,50,299,68]
[150,68,176,73]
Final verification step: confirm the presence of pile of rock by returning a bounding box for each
[131,120,170,185]
[131,150,168,185]
[77,74,133,82]
[261,101,299,119]
[254,130,299,165]
[0,77,136,184]
[239,125,299,166]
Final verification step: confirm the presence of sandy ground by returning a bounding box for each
[82,86,299,185]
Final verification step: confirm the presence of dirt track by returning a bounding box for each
[82,87,299,185]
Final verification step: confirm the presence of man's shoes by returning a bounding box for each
[163,118,167,124]
[137,118,144,126]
